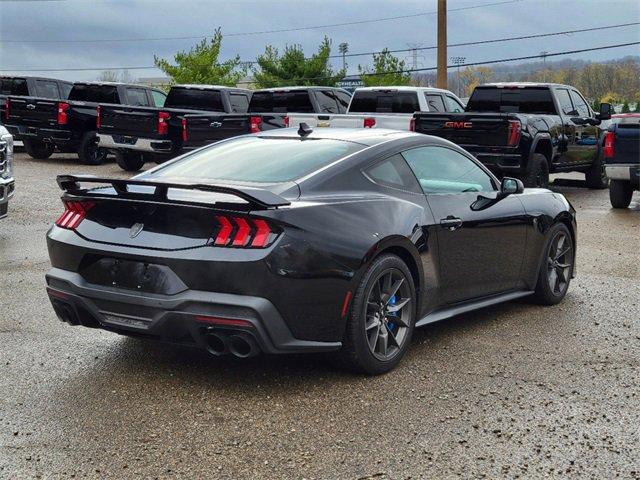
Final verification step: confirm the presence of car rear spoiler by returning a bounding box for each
[56,174,291,209]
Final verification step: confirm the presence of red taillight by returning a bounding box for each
[603,131,615,158]
[4,98,11,121]
[250,115,262,133]
[96,105,101,129]
[57,102,69,125]
[507,119,521,146]
[181,117,188,142]
[213,216,276,248]
[363,117,376,128]
[284,115,289,127]
[409,117,416,132]
[157,111,170,135]
[55,201,95,229]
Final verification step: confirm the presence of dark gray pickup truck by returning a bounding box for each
[603,113,640,208]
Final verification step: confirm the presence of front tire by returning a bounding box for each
[609,180,633,209]
[523,153,550,188]
[336,254,416,375]
[23,139,54,159]
[533,223,574,305]
[78,131,107,165]
[115,151,146,172]
[585,155,608,189]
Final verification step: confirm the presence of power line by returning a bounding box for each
[1,41,636,78]
[0,0,523,44]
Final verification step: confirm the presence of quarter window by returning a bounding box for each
[151,90,167,107]
[364,154,421,192]
[444,95,465,112]
[425,94,446,112]
[402,146,495,194]
[316,90,340,113]
[334,91,352,112]
[35,80,60,99]
[126,88,150,106]
[229,93,250,112]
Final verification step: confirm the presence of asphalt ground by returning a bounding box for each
[1,152,639,479]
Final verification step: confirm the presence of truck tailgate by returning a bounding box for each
[413,113,514,146]
[99,105,160,137]
[183,113,251,148]
[7,96,59,128]
[612,123,640,164]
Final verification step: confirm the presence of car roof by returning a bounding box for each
[172,84,252,93]
[254,86,349,93]
[354,86,455,95]
[0,75,73,84]
[480,82,573,89]
[256,127,421,146]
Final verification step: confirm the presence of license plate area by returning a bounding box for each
[113,134,138,145]
[100,311,152,330]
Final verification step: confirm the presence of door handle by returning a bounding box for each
[440,216,463,230]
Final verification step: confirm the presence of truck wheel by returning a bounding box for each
[78,131,107,165]
[115,151,146,172]
[585,155,608,189]
[609,180,633,208]
[523,154,549,188]
[23,139,54,160]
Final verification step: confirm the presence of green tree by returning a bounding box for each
[359,49,411,87]
[253,37,344,88]
[154,28,245,86]
[621,101,630,113]
[592,98,600,112]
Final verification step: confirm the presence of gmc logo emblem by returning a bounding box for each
[444,121,472,128]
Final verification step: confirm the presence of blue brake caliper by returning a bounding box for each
[387,295,398,332]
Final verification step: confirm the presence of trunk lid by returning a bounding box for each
[99,105,160,137]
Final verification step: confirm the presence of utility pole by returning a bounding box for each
[437,0,447,89]
[339,42,349,71]
[450,56,466,97]
[405,43,425,70]
[540,51,548,82]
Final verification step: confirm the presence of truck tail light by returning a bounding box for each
[96,105,101,129]
[363,117,376,128]
[409,117,416,132]
[4,98,10,121]
[55,201,95,230]
[507,119,521,146]
[603,131,615,158]
[181,117,188,142]
[212,215,277,248]
[57,102,70,125]
[284,115,289,127]
[157,111,170,135]
[250,116,262,133]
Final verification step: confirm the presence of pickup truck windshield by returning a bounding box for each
[165,88,224,111]
[69,85,119,103]
[150,136,362,182]
[349,91,420,114]
[249,91,314,113]
[466,87,557,114]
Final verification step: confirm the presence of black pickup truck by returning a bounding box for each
[1,76,73,128]
[603,113,640,208]
[412,83,612,188]
[97,85,351,171]
[6,82,166,164]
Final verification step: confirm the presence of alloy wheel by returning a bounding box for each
[546,231,573,296]
[364,269,413,360]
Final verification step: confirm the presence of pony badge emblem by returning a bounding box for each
[129,223,144,238]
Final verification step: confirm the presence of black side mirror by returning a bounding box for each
[501,177,524,196]
[597,103,612,121]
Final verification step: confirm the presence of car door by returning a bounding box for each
[402,145,527,304]
[568,89,599,165]
[554,87,579,167]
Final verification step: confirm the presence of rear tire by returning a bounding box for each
[585,155,608,189]
[115,151,146,172]
[78,131,107,165]
[23,139,54,159]
[522,153,549,188]
[609,180,633,208]
[335,254,416,375]
[533,223,574,305]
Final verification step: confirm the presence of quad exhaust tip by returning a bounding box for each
[205,331,260,358]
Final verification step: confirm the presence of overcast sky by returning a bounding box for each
[0,0,638,82]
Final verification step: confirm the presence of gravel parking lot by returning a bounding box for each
[1,152,639,479]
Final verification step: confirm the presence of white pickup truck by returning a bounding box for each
[287,86,466,130]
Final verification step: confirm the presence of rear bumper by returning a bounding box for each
[98,133,174,153]
[11,124,74,143]
[0,176,15,219]
[606,164,640,186]
[467,150,524,173]
[45,267,342,355]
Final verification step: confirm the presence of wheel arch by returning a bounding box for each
[530,134,553,168]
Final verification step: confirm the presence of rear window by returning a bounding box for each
[0,78,29,96]
[165,88,224,111]
[466,87,557,114]
[149,136,362,183]
[249,91,314,113]
[69,84,120,103]
[349,91,420,113]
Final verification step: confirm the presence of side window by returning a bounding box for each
[315,90,340,113]
[59,83,73,99]
[555,89,575,115]
[444,95,465,113]
[229,93,250,113]
[364,154,421,193]
[402,146,495,194]
[334,91,352,113]
[425,94,446,112]
[36,80,60,99]
[151,90,166,107]
[126,88,150,106]
[569,90,590,117]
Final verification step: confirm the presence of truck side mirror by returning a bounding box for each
[597,103,612,121]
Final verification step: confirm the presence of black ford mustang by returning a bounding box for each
[46,127,576,374]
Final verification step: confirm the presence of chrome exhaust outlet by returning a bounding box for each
[205,332,229,356]
[228,333,260,358]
